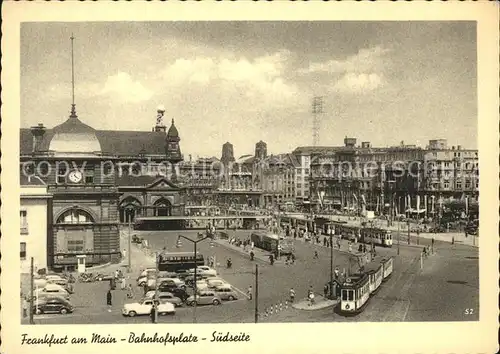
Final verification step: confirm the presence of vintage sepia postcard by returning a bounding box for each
[1,1,499,353]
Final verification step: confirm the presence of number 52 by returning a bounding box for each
[464,308,474,315]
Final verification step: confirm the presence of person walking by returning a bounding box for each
[120,276,127,290]
[22,295,28,318]
[269,254,275,265]
[289,288,296,303]
[127,284,134,299]
[247,286,253,300]
[313,250,319,259]
[250,251,255,261]
[323,284,329,299]
[106,289,113,312]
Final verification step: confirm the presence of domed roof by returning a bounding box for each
[49,110,101,154]
[167,119,179,138]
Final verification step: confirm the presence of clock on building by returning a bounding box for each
[68,171,83,183]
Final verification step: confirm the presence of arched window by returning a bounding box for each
[57,209,94,224]
[119,197,142,223]
[154,198,172,217]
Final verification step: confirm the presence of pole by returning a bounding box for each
[420,252,423,269]
[407,220,410,245]
[254,264,259,323]
[153,252,159,323]
[29,257,34,324]
[397,220,400,255]
[193,241,197,324]
[127,214,132,273]
[329,233,333,299]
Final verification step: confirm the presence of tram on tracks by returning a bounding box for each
[328,222,393,247]
[338,256,394,315]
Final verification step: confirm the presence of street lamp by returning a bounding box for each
[329,228,335,299]
[177,234,212,323]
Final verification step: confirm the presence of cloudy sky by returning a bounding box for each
[21,21,477,158]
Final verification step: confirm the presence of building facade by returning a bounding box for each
[20,105,185,270]
[20,175,52,273]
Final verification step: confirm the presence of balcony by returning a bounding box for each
[20,224,29,235]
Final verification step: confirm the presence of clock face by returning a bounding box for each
[68,171,83,183]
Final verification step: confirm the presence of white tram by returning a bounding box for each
[339,256,394,315]
[360,227,393,247]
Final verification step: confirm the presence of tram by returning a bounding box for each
[338,256,394,315]
[329,222,393,247]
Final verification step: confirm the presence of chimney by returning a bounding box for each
[457,145,462,150]
[361,142,371,149]
[30,123,46,153]
[452,146,455,150]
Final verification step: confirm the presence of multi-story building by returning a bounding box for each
[259,154,298,207]
[20,175,52,273]
[308,137,478,219]
[20,105,186,271]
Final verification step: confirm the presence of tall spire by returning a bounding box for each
[70,34,77,118]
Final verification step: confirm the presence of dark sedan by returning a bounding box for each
[33,297,74,315]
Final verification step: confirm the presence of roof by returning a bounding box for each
[167,119,179,138]
[21,128,167,157]
[235,155,255,164]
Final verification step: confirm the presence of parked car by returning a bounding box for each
[157,284,189,301]
[139,268,157,278]
[143,291,183,307]
[186,290,222,306]
[122,299,175,317]
[214,285,238,301]
[146,278,186,291]
[184,273,216,285]
[35,284,70,300]
[187,266,217,276]
[206,278,229,289]
[132,234,143,244]
[32,297,74,315]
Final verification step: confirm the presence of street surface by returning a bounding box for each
[24,225,478,324]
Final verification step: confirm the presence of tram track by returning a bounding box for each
[358,256,420,322]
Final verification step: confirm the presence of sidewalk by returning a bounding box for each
[292,295,338,310]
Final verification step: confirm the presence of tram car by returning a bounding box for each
[338,256,394,315]
[359,227,393,247]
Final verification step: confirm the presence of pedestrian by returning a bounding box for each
[127,284,134,299]
[323,284,329,299]
[247,286,253,300]
[121,277,126,290]
[291,253,296,264]
[348,243,352,253]
[313,250,319,259]
[22,295,28,318]
[122,248,127,260]
[250,251,255,261]
[269,254,274,265]
[106,289,112,312]
[289,288,296,303]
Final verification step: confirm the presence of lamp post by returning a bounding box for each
[127,212,132,273]
[176,234,212,323]
[329,229,334,299]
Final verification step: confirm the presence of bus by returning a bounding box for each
[250,231,295,255]
[158,252,205,272]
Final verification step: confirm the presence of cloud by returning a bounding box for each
[160,50,300,104]
[99,72,153,103]
[300,46,390,74]
[333,73,384,93]
[298,45,389,94]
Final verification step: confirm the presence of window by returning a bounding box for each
[465,179,471,189]
[20,210,28,234]
[443,181,450,189]
[57,209,94,224]
[67,240,84,252]
[20,242,27,260]
[57,164,67,184]
[348,290,354,301]
[85,169,94,184]
[456,181,462,189]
